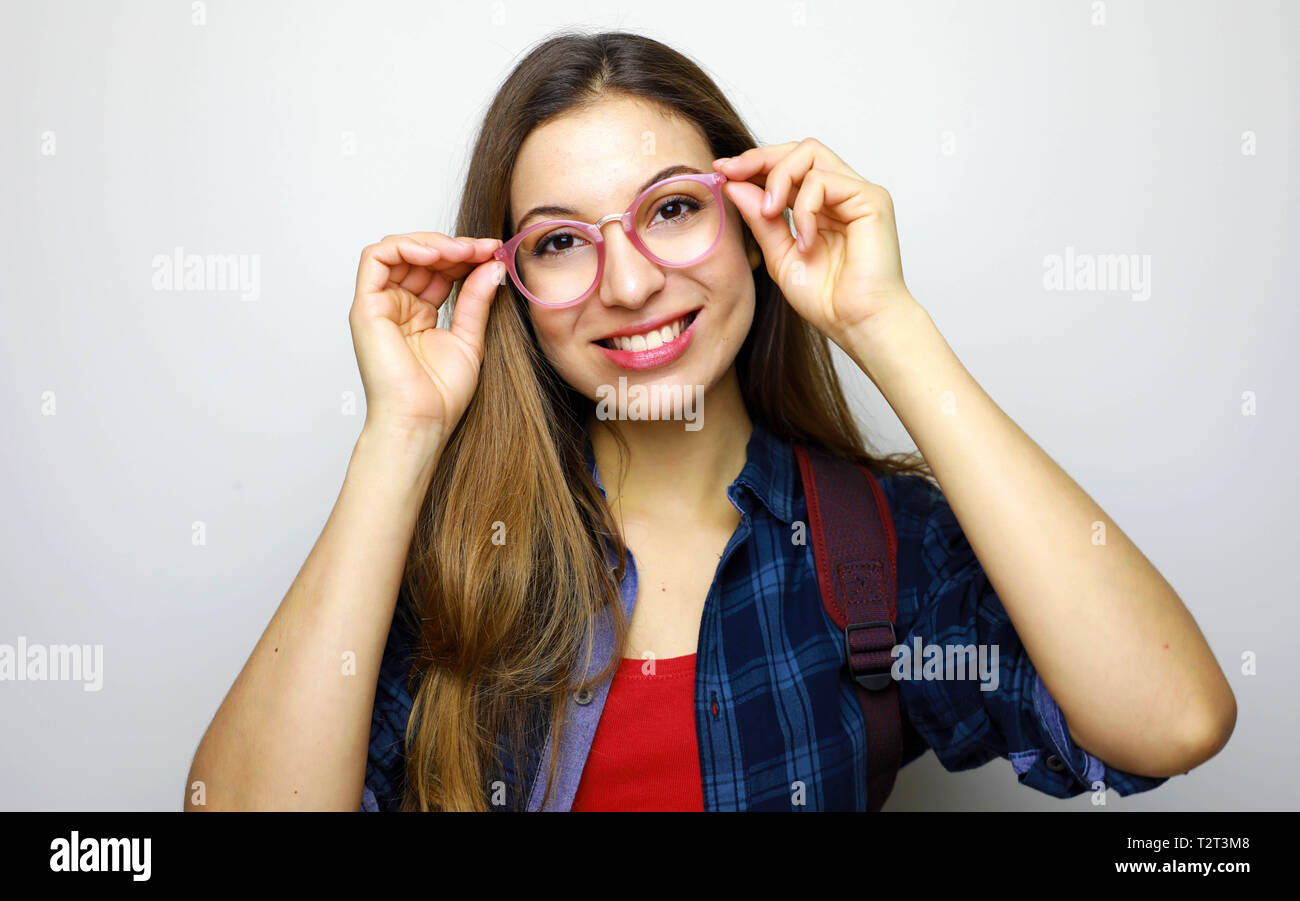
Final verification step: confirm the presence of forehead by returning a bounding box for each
[510,95,711,213]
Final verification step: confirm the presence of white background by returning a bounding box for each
[1,0,1295,811]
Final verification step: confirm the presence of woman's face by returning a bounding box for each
[508,94,762,411]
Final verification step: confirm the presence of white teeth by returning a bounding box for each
[610,314,691,351]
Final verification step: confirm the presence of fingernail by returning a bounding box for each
[714,157,731,167]
[762,190,773,214]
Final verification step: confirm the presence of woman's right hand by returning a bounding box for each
[349,232,505,454]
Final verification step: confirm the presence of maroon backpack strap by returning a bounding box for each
[793,443,901,811]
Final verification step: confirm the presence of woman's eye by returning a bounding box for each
[536,231,586,255]
[653,197,700,224]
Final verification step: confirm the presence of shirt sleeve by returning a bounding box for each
[360,605,418,811]
[890,474,1171,799]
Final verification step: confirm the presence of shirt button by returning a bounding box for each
[574,688,594,706]
[1045,753,1067,773]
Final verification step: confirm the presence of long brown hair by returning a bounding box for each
[396,29,933,811]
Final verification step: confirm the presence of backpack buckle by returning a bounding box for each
[845,620,897,691]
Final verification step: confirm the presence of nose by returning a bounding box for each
[595,217,665,311]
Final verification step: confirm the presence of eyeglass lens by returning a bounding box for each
[511,177,722,306]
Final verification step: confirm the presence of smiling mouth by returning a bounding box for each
[596,310,699,351]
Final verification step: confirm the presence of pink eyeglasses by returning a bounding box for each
[494,170,730,308]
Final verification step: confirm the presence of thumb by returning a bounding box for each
[723,179,796,264]
[447,258,505,358]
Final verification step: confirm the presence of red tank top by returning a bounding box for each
[569,652,705,811]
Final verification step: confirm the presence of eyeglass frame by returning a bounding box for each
[493,170,730,309]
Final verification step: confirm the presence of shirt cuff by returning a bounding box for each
[1032,671,1106,787]
[1015,671,1171,798]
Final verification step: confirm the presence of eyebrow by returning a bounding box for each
[513,164,704,233]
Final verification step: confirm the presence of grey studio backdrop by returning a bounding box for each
[0,0,1295,812]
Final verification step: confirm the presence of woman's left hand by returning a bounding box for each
[715,139,920,349]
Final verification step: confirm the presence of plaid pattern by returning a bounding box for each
[362,421,1169,810]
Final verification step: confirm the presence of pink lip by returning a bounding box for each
[595,310,700,371]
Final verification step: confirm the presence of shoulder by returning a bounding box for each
[870,471,981,599]
[872,471,951,545]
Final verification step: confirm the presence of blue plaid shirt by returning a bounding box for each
[362,421,1170,810]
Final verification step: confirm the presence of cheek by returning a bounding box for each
[528,311,579,364]
[704,240,756,305]
[710,251,757,338]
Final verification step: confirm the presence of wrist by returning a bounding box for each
[360,413,445,451]
[354,418,445,494]
[839,293,941,383]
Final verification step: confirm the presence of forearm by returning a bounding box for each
[185,423,440,810]
[842,298,1235,777]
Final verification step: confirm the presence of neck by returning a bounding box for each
[586,366,753,523]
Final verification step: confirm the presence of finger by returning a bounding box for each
[399,263,436,297]
[790,168,873,252]
[714,138,849,182]
[711,141,801,189]
[722,178,797,265]
[762,139,860,220]
[416,269,456,305]
[412,233,504,260]
[390,233,502,254]
[792,170,824,253]
[428,234,504,267]
[358,238,446,295]
[399,232,475,252]
[411,251,504,312]
[396,235,502,292]
[430,239,509,291]
[455,235,505,250]
[718,140,861,218]
[414,257,487,306]
[815,168,880,214]
[446,258,506,358]
[393,238,475,296]
[357,234,490,295]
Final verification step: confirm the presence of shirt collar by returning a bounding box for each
[582,419,798,525]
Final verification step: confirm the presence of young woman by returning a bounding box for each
[185,31,1235,812]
